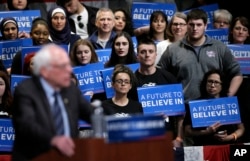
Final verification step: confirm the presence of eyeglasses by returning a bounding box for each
[114,79,131,85]
[172,23,187,27]
[207,80,222,86]
[214,21,230,25]
[77,15,84,29]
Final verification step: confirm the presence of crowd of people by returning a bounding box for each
[0,0,250,160]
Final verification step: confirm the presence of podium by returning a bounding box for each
[32,132,174,161]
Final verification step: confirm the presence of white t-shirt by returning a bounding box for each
[70,8,89,39]
[155,39,172,65]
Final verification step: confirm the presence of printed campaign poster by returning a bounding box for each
[73,62,105,95]
[188,96,241,128]
[131,2,177,28]
[0,40,22,68]
[101,63,139,98]
[106,115,165,143]
[0,119,15,152]
[183,3,219,29]
[0,10,41,36]
[227,44,250,75]
[206,28,229,44]
[11,75,30,94]
[95,48,111,64]
[137,84,185,116]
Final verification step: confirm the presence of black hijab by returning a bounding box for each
[47,6,71,45]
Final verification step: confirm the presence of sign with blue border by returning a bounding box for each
[10,75,30,94]
[206,28,229,44]
[0,10,41,35]
[73,62,105,94]
[95,49,111,64]
[0,40,22,68]
[131,2,177,28]
[137,84,185,116]
[227,44,250,75]
[188,96,241,128]
[0,119,15,152]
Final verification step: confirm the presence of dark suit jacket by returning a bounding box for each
[11,76,94,161]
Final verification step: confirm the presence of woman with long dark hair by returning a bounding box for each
[183,69,245,146]
[105,31,137,68]
[0,71,13,117]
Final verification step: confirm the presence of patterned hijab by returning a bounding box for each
[47,6,71,45]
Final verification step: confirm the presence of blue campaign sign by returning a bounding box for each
[206,28,229,44]
[101,63,140,98]
[21,38,33,47]
[21,46,41,71]
[78,120,91,129]
[0,119,15,152]
[106,114,165,143]
[137,84,185,116]
[0,10,41,35]
[183,3,219,29]
[95,48,111,64]
[0,40,22,68]
[73,62,105,94]
[101,67,114,98]
[188,96,241,128]
[227,44,250,75]
[131,2,177,29]
[10,75,30,94]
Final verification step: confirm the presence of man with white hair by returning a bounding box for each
[11,43,94,161]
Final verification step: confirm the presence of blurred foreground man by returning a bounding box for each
[11,43,94,161]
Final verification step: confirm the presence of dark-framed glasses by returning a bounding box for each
[115,79,131,85]
[172,23,187,27]
[214,21,230,25]
[77,15,84,29]
[207,80,222,86]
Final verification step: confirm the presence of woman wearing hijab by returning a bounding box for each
[0,17,29,40]
[47,6,81,52]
